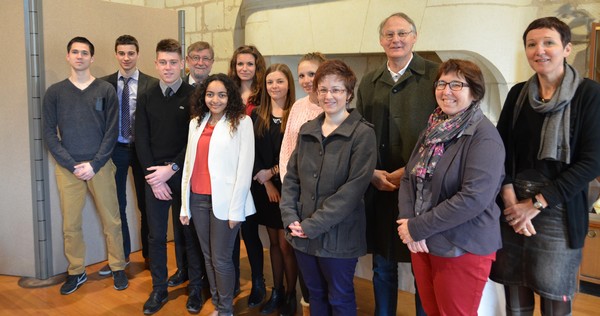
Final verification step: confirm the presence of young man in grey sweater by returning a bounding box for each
[42,36,129,295]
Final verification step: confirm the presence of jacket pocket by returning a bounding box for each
[323,217,361,254]
[94,97,105,111]
[323,225,339,250]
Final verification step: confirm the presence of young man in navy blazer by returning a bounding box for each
[100,35,158,276]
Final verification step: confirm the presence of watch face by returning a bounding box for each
[534,201,543,209]
[171,163,179,171]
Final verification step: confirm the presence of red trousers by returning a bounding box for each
[411,251,495,316]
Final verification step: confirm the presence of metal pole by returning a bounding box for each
[178,10,186,78]
[24,0,52,279]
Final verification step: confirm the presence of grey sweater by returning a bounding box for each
[43,78,118,173]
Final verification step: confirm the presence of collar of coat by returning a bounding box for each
[429,106,484,141]
[299,109,371,139]
[370,52,430,86]
[461,107,484,137]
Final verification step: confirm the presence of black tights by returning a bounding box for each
[266,227,298,294]
[241,218,264,280]
[505,285,572,316]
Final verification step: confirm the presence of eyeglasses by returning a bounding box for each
[188,55,213,63]
[434,80,470,91]
[383,30,413,41]
[317,88,346,96]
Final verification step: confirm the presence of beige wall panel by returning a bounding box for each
[42,0,178,276]
[0,0,36,277]
[43,0,178,83]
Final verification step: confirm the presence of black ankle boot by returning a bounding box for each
[279,290,297,316]
[259,287,284,314]
[248,277,266,307]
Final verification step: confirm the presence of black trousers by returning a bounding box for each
[112,143,147,258]
[145,172,202,291]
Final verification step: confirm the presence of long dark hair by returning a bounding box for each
[256,63,295,136]
[227,45,266,106]
[189,73,245,133]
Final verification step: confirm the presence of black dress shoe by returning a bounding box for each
[260,287,284,314]
[143,290,168,315]
[247,277,266,307]
[279,290,297,316]
[186,287,204,314]
[168,269,188,287]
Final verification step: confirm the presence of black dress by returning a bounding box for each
[250,112,284,229]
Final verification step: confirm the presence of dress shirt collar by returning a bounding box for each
[387,53,413,83]
[159,77,183,96]
[118,69,139,81]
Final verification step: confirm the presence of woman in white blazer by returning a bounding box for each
[180,73,255,316]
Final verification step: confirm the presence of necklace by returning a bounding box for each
[208,116,221,126]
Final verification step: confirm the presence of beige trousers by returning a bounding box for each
[55,160,126,275]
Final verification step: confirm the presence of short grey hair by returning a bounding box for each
[378,12,417,37]
[187,41,214,59]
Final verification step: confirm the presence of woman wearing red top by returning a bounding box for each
[228,45,269,307]
[180,73,255,316]
[228,45,266,116]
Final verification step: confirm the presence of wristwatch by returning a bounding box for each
[532,196,546,211]
[166,162,180,172]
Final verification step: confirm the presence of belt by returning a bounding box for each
[116,142,135,148]
[192,193,212,202]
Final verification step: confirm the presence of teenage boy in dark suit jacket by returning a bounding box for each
[99,34,158,275]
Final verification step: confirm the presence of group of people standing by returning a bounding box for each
[391,13,600,316]
[42,10,600,316]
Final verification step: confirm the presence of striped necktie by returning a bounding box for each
[120,77,132,139]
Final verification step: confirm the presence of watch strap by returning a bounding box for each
[532,196,546,211]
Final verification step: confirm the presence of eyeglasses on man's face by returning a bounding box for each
[188,55,213,63]
[383,30,413,41]
[434,80,470,91]
[317,88,347,96]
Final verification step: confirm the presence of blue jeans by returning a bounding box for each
[373,254,426,316]
[295,250,358,316]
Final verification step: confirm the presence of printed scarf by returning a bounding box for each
[411,102,480,179]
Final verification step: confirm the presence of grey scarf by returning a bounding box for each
[512,63,582,164]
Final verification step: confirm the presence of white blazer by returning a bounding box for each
[180,114,256,221]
